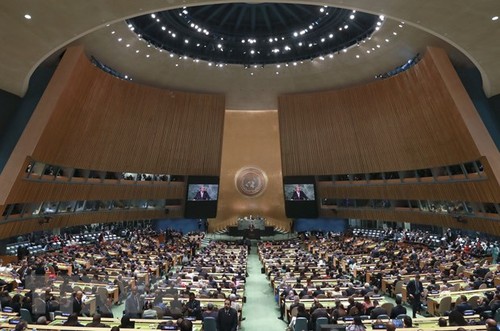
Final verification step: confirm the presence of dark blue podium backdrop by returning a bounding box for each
[293,218,348,233]
[153,219,204,234]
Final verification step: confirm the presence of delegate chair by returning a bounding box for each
[295,317,308,331]
[437,296,452,316]
[20,308,33,323]
[316,317,329,331]
[203,317,217,331]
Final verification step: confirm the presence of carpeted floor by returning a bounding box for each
[240,245,286,331]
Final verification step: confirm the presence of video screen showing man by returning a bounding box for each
[193,185,211,201]
[290,185,309,200]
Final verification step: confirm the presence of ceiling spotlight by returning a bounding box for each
[151,14,156,19]
[350,14,355,19]
[24,13,32,19]
[493,16,499,21]
[379,15,385,20]
[293,32,298,37]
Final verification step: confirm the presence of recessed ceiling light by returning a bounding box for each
[24,14,31,20]
[493,16,499,21]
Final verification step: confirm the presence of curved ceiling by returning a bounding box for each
[0,1,499,110]
[126,3,379,65]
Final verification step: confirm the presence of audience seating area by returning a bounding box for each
[0,226,499,331]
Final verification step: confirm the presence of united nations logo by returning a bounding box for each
[235,167,267,197]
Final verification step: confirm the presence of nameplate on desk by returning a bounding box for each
[372,324,386,329]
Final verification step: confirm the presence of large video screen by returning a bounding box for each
[283,176,318,218]
[184,176,219,218]
[284,184,316,201]
[186,184,219,201]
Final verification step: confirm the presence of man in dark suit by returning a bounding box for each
[85,314,109,327]
[193,185,211,200]
[291,185,309,200]
[370,300,388,319]
[454,295,473,314]
[72,290,85,316]
[217,299,238,331]
[124,287,142,318]
[406,274,424,318]
[184,292,202,320]
[390,296,407,319]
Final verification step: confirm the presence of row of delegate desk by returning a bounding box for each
[0,315,203,331]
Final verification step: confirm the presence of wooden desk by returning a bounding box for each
[426,288,495,315]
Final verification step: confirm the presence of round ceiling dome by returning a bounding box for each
[126,3,381,65]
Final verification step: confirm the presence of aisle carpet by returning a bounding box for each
[241,245,285,331]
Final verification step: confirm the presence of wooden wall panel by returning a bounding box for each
[279,48,482,176]
[212,110,289,232]
[5,180,185,203]
[32,46,225,175]
[318,180,500,203]
[0,45,225,239]
[280,47,500,234]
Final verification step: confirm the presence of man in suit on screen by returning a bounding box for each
[193,185,211,200]
[290,185,309,200]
